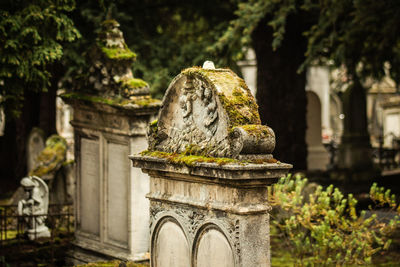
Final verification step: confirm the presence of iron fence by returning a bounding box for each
[0,203,74,245]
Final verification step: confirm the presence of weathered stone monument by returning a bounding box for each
[130,63,292,266]
[18,176,51,240]
[27,127,46,173]
[29,134,72,203]
[62,20,160,263]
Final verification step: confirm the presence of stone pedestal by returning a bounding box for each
[62,19,161,264]
[130,157,291,267]
[130,63,291,266]
[63,100,159,263]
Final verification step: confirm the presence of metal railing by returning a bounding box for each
[0,203,74,245]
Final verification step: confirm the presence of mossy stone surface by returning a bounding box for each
[61,92,160,108]
[182,67,261,127]
[100,45,136,61]
[29,135,67,177]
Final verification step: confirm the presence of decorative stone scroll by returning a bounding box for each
[148,65,275,159]
[131,62,292,267]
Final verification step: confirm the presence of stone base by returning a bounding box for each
[65,239,150,265]
[65,245,115,266]
[130,156,292,267]
[26,225,51,240]
[307,145,330,171]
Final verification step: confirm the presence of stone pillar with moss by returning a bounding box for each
[61,20,161,263]
[130,63,292,267]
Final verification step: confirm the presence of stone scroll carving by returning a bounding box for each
[148,65,276,159]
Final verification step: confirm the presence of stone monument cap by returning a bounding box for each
[142,64,291,169]
[61,19,161,112]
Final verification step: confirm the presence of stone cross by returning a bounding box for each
[130,63,292,266]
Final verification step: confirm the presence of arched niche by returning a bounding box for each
[152,216,190,267]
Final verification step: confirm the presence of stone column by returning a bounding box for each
[62,20,160,263]
[130,64,291,266]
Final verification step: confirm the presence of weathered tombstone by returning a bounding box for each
[29,134,71,204]
[27,127,46,173]
[62,20,160,263]
[130,63,292,266]
[17,176,50,240]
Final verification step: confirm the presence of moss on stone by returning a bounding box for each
[61,92,160,108]
[181,67,261,127]
[141,150,279,166]
[121,78,148,89]
[140,150,238,166]
[150,119,158,127]
[100,45,136,60]
[101,19,119,28]
[29,135,67,177]
[234,124,273,139]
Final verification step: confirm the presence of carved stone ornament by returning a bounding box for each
[17,176,51,240]
[148,63,276,159]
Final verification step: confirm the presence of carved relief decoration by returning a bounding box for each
[148,67,276,159]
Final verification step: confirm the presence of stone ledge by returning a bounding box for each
[130,155,292,184]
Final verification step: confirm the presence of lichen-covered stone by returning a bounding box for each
[64,19,159,108]
[148,66,275,159]
[29,135,67,178]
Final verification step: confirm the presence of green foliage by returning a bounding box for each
[62,0,237,99]
[0,0,80,116]
[214,0,400,82]
[268,175,400,266]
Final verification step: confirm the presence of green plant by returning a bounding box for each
[268,175,400,266]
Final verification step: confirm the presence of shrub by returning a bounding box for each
[268,175,400,266]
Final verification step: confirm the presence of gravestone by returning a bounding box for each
[27,128,46,173]
[130,63,292,267]
[29,134,72,204]
[62,20,161,264]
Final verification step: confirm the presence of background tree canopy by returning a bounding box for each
[0,0,80,117]
[1,0,400,192]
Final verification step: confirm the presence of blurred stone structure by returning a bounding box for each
[131,63,291,267]
[62,20,160,263]
[18,176,50,240]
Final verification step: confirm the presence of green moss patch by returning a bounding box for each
[234,124,273,139]
[181,67,261,127]
[121,78,148,89]
[61,92,160,108]
[29,135,67,177]
[100,45,136,60]
[141,150,238,166]
[141,150,279,166]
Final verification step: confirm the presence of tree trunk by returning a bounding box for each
[338,77,373,171]
[252,15,308,170]
[0,79,58,195]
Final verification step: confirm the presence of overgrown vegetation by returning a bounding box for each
[269,175,400,266]
[0,0,80,117]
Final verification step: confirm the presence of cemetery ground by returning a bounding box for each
[0,224,399,266]
[1,173,400,266]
